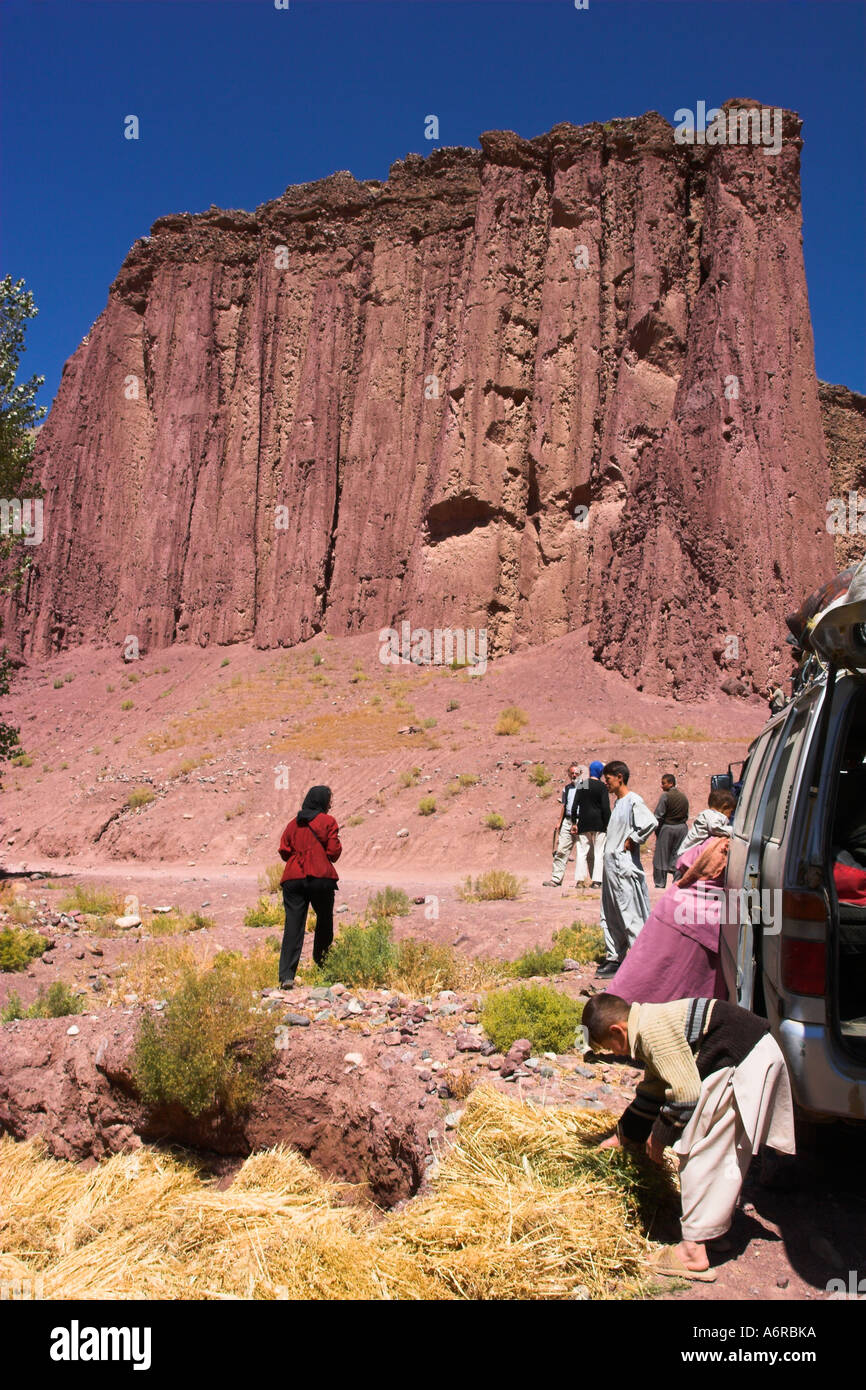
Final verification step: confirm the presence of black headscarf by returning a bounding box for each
[298,785,332,825]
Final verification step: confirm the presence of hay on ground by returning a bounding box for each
[0,1088,673,1300]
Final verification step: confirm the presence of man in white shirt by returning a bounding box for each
[543,762,587,887]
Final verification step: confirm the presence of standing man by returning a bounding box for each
[597,761,657,978]
[652,773,690,889]
[572,759,610,887]
[543,762,587,887]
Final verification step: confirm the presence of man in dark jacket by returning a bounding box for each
[277,784,342,988]
[652,774,689,888]
[571,759,611,887]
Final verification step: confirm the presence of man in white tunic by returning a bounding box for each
[597,760,657,978]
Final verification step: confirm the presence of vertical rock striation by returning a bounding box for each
[8,103,839,695]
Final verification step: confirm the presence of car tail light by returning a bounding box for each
[781,890,827,924]
[781,938,826,995]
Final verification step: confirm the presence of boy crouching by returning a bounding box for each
[582,992,796,1281]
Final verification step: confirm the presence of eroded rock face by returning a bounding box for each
[0,1014,434,1204]
[819,382,866,570]
[7,104,839,695]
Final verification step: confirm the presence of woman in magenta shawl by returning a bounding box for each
[609,837,730,1004]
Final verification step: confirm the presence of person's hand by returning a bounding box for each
[598,1134,621,1151]
[624,837,635,852]
[646,1134,666,1165]
[570,825,578,837]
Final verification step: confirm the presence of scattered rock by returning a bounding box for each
[283,1013,311,1028]
[114,915,141,930]
[396,828,409,838]
[343,1052,364,1067]
[444,1110,464,1130]
[561,958,582,972]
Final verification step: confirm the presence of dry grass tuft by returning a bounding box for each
[0,1088,666,1300]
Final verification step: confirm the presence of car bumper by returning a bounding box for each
[777,1018,866,1122]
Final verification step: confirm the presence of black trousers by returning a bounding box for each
[279,877,336,985]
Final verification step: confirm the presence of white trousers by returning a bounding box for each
[575,831,605,885]
[674,1034,796,1242]
[552,825,605,884]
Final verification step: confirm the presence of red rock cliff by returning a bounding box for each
[8,103,837,696]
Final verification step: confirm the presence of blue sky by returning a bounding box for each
[2,0,864,408]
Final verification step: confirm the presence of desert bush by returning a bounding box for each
[126,787,155,810]
[366,886,410,918]
[665,724,707,742]
[312,652,323,666]
[346,813,365,827]
[508,924,605,978]
[0,927,46,973]
[446,699,459,711]
[314,918,395,988]
[390,938,463,994]
[259,863,284,895]
[528,763,550,787]
[481,985,583,1055]
[60,884,124,917]
[457,773,479,788]
[484,812,506,831]
[422,717,437,729]
[1,981,84,1022]
[495,706,528,736]
[459,871,524,902]
[398,770,417,788]
[11,753,33,767]
[120,700,134,711]
[418,795,437,816]
[149,910,215,937]
[244,896,284,930]
[53,678,63,689]
[132,962,275,1117]
[444,781,461,797]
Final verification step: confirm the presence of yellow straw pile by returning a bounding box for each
[1,1087,667,1301]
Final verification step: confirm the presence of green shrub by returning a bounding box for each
[120,699,134,711]
[149,910,215,936]
[312,652,323,667]
[458,773,479,788]
[508,923,605,978]
[2,980,85,1022]
[60,884,124,917]
[315,917,395,988]
[446,699,459,712]
[346,813,365,827]
[481,985,583,1055]
[459,870,524,901]
[418,795,437,816]
[0,927,47,973]
[528,763,550,787]
[132,963,274,1117]
[398,768,420,788]
[11,753,33,767]
[366,886,410,918]
[484,812,506,830]
[495,706,528,736]
[244,896,284,930]
[422,717,437,729]
[53,678,63,689]
[127,787,155,809]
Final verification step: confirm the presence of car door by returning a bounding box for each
[721,723,785,1003]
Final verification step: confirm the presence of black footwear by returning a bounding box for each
[596,963,620,979]
[279,979,295,990]
[542,880,562,887]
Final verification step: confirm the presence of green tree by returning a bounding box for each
[0,276,46,778]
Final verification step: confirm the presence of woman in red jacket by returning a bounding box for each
[277,785,342,988]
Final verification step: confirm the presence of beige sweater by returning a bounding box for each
[621,999,718,1145]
